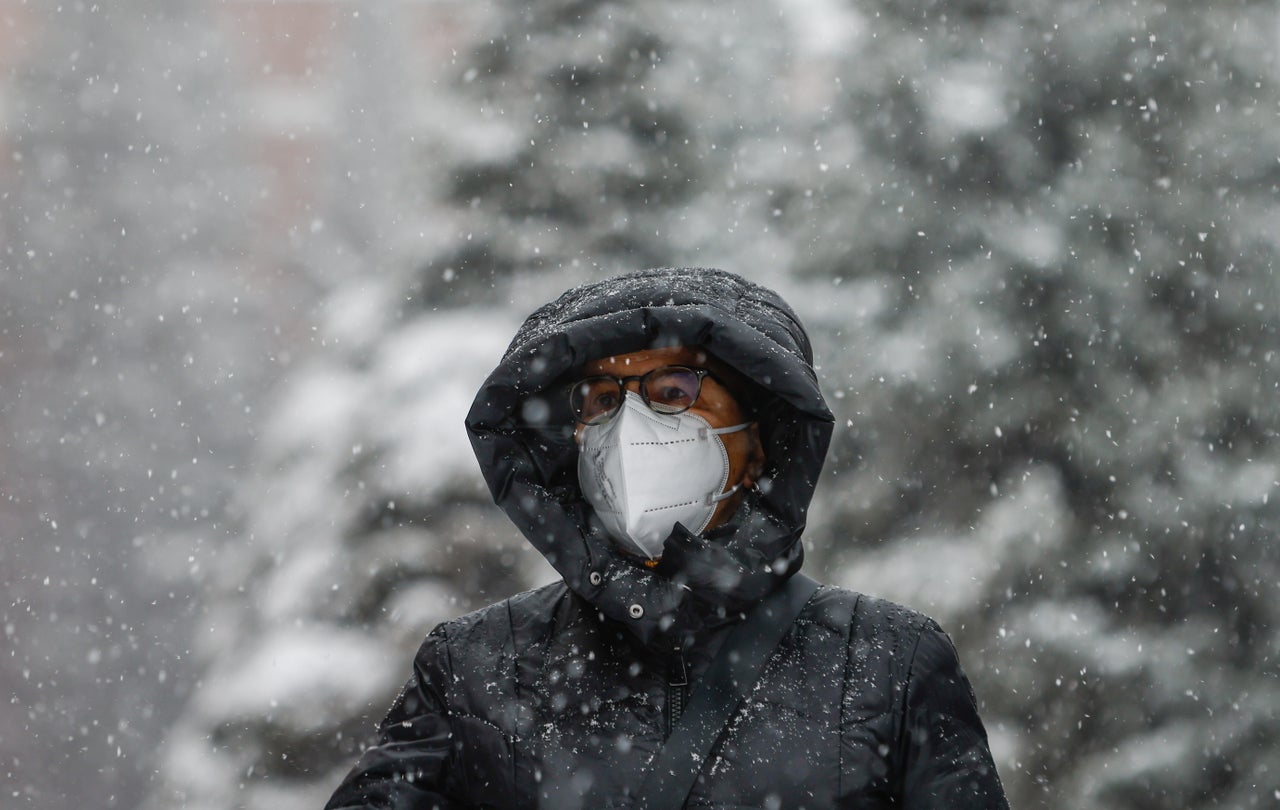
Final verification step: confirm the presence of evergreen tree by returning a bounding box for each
[778,1,1280,806]
[148,2,792,807]
[148,0,1280,808]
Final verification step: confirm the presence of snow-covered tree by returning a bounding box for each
[146,0,1280,808]
[775,1,1280,806]
[147,2,796,808]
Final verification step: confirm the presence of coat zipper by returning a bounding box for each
[666,648,689,739]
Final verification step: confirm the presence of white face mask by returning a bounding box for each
[577,391,751,559]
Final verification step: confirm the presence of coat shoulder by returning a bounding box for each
[806,582,938,651]
[435,579,569,636]
[421,580,569,669]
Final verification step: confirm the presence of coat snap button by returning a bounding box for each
[628,604,644,619]
[589,571,603,586]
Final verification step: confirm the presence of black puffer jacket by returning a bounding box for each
[326,268,1008,809]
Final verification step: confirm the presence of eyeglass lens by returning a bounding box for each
[571,366,703,424]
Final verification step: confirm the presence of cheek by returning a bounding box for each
[692,398,746,429]
[721,434,750,471]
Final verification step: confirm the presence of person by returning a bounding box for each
[325,267,1009,809]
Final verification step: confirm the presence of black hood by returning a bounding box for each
[466,268,834,647]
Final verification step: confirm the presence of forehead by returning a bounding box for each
[583,346,708,375]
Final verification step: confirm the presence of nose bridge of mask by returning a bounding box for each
[620,388,680,429]
[617,389,752,435]
[612,390,751,447]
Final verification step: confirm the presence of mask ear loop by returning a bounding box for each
[695,422,752,439]
[705,483,742,506]
[697,421,754,506]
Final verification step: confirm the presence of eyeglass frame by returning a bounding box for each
[567,365,728,425]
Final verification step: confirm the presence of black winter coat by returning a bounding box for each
[327,269,1008,809]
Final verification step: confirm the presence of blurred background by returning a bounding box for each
[2,1,1278,808]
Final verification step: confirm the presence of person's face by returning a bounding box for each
[573,346,765,532]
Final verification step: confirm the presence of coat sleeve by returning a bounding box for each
[899,622,1009,810]
[325,628,460,810]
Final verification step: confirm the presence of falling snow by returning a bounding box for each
[2,1,1278,809]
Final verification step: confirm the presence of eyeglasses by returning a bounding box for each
[569,365,715,425]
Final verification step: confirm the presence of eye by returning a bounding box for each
[645,368,699,412]
[655,385,691,404]
[572,378,621,423]
[591,390,618,413]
